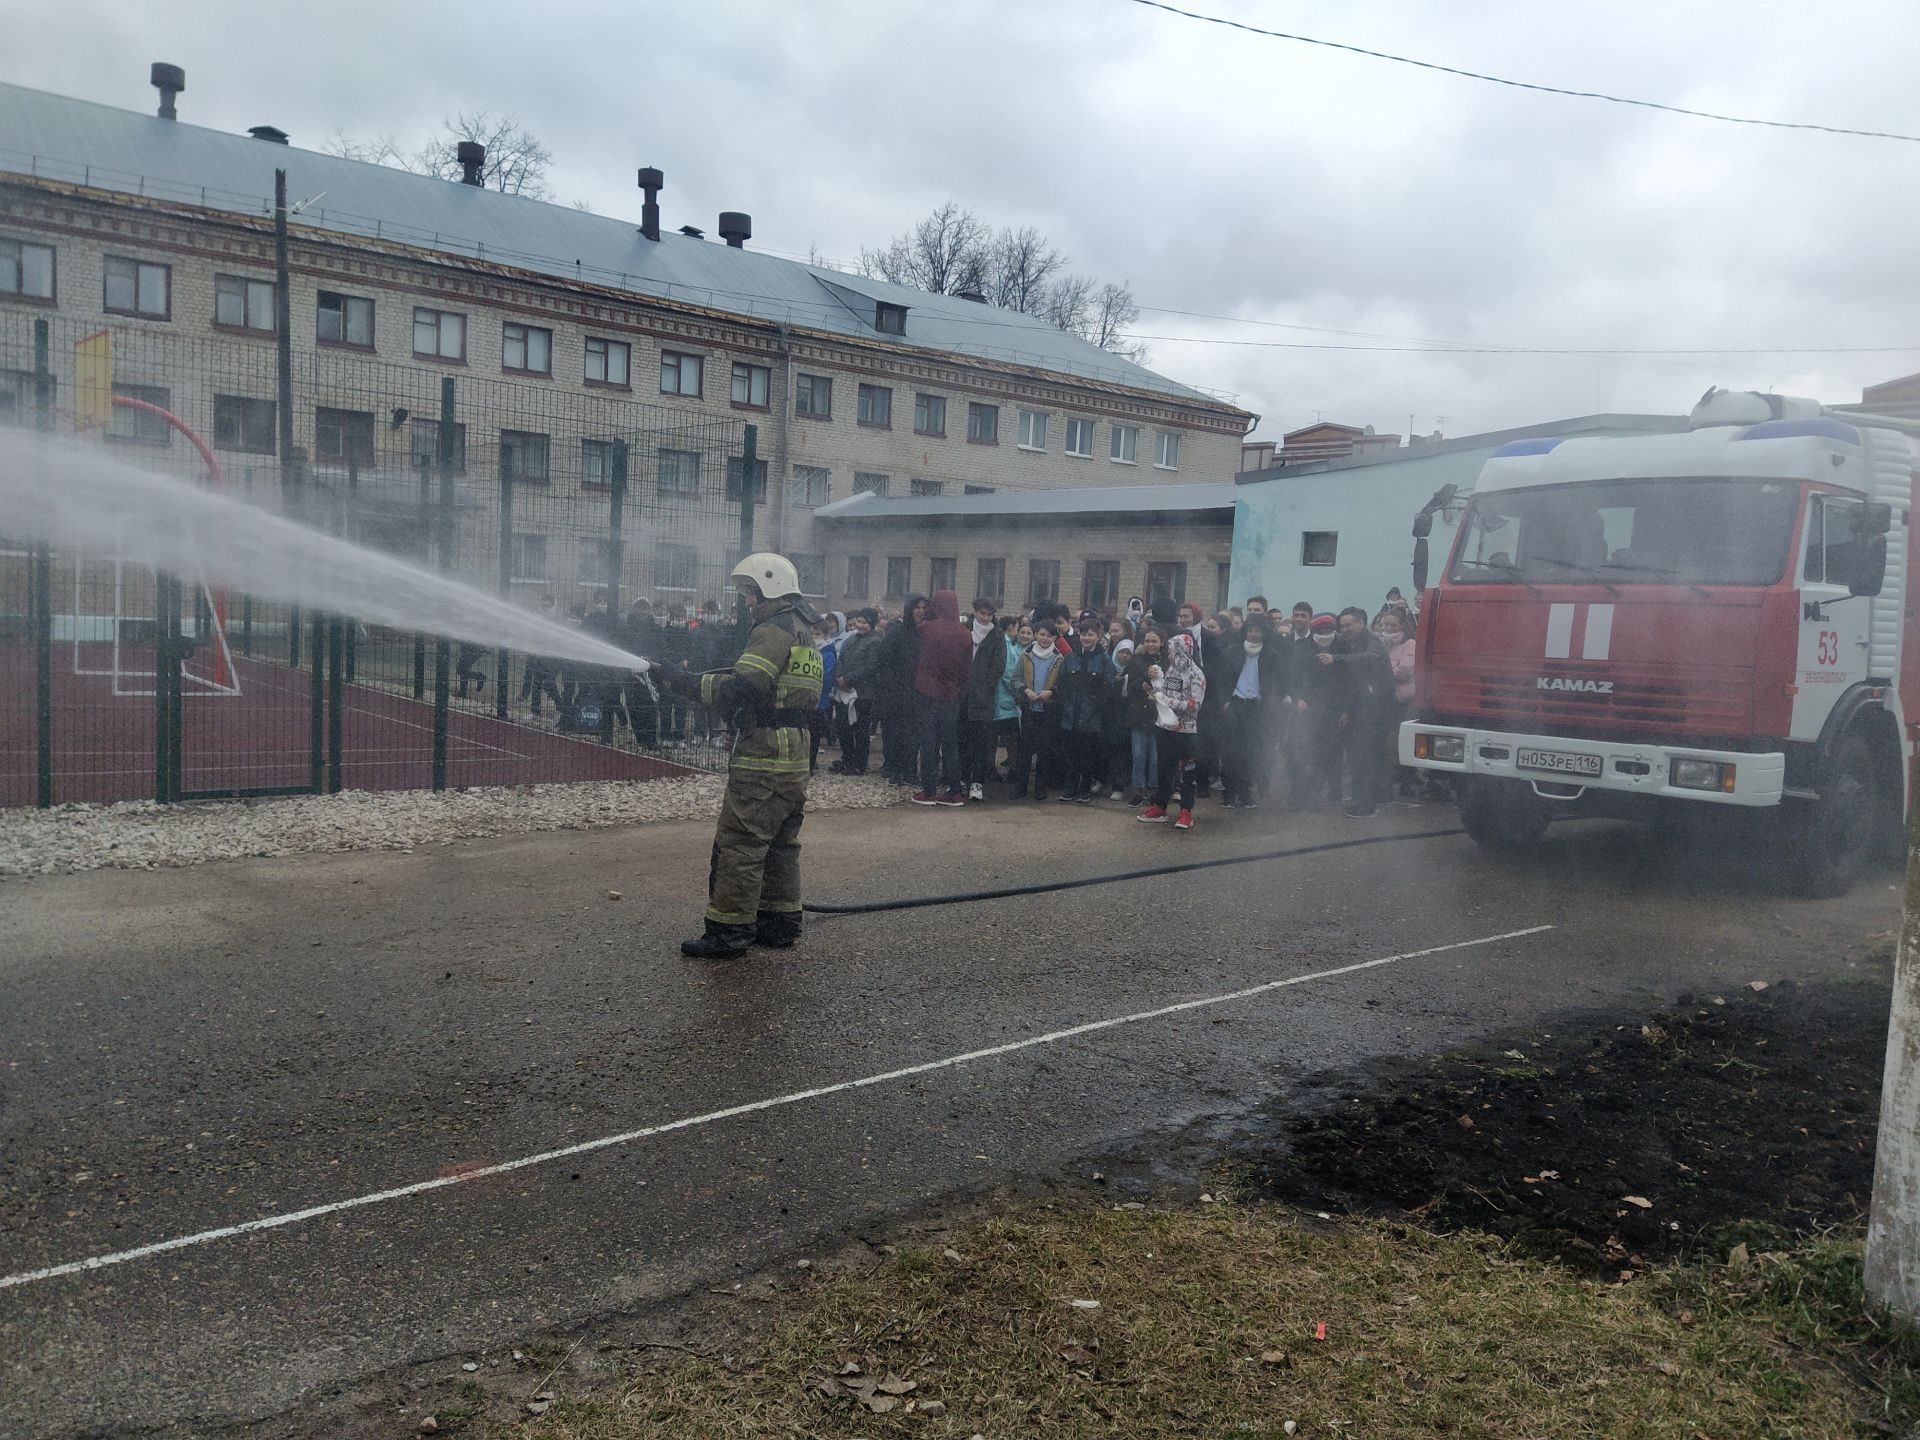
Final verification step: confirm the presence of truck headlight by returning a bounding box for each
[1428,734,1466,763]
[1670,758,1736,793]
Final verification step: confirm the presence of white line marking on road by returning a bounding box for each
[0,924,1553,1291]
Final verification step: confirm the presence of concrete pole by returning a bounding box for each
[1867,807,1920,1317]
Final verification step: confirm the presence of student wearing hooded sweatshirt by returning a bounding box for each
[876,595,926,784]
[829,609,881,774]
[963,598,1010,800]
[1012,621,1067,799]
[1138,630,1206,830]
[911,590,974,805]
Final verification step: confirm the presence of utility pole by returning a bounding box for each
[274,168,299,665]
[735,423,758,627]
[1866,815,1920,1318]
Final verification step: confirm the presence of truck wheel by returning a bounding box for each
[1457,777,1551,852]
[1786,732,1876,899]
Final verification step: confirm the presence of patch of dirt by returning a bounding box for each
[1247,974,1889,1274]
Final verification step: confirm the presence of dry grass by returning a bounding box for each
[496,1202,1906,1440]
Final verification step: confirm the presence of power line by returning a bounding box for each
[1126,0,1920,143]
[1123,334,1920,356]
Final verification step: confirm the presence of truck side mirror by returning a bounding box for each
[1411,512,1434,539]
[1413,538,1430,593]
[1850,533,1888,598]
[1862,502,1893,536]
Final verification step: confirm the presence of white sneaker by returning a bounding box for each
[968,783,985,801]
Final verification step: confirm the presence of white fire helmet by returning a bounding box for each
[730,552,801,601]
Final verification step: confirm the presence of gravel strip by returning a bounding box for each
[0,774,910,879]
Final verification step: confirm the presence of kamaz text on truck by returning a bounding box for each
[1400,388,1916,897]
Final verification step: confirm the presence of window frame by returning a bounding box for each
[910,478,945,497]
[884,557,912,599]
[967,402,1000,445]
[1082,559,1121,610]
[1110,424,1138,464]
[1,236,57,305]
[660,350,704,397]
[509,532,549,583]
[857,383,893,429]
[875,302,907,335]
[1017,408,1047,451]
[654,541,698,591]
[213,273,276,334]
[845,555,871,598]
[315,289,374,349]
[794,552,828,599]
[583,335,631,389]
[914,392,946,437]
[976,557,1006,605]
[103,254,169,320]
[853,471,890,498]
[106,383,172,446]
[1301,531,1339,567]
[731,361,772,410]
[1027,558,1062,606]
[791,464,831,508]
[412,306,468,363]
[1155,430,1181,470]
[313,405,375,466]
[501,322,553,377]
[500,429,552,484]
[725,454,770,504]
[409,418,468,476]
[795,372,833,419]
[657,447,701,495]
[1146,560,1188,604]
[929,557,958,593]
[1064,417,1095,458]
[212,394,276,455]
[581,438,619,490]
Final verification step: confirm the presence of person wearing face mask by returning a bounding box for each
[829,609,881,774]
[1011,621,1066,799]
[964,598,1010,800]
[1137,630,1206,830]
[1289,613,1342,806]
[1316,606,1396,818]
[1221,614,1288,808]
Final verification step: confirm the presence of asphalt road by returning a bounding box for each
[0,795,1898,1436]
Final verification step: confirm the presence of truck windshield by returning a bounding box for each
[1448,477,1801,588]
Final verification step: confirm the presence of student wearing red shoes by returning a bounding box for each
[1137,630,1206,831]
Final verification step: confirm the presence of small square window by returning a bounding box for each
[1027,559,1060,605]
[104,255,168,319]
[914,393,946,436]
[581,439,621,488]
[501,429,551,482]
[503,323,553,376]
[791,465,830,507]
[413,307,466,361]
[585,335,631,387]
[661,351,703,396]
[794,553,827,597]
[857,383,892,428]
[213,395,276,454]
[314,406,374,465]
[106,384,171,446]
[657,447,700,494]
[655,542,698,590]
[796,373,833,418]
[930,557,957,593]
[976,558,1006,603]
[215,274,276,333]
[885,557,912,598]
[2,237,56,302]
[1302,531,1338,566]
[410,418,467,475]
[1018,409,1047,450]
[967,402,999,444]
[726,455,769,502]
[875,302,907,335]
[1156,431,1181,469]
[910,478,944,496]
[1065,418,1094,458]
[964,484,995,495]
[731,362,771,408]
[1147,561,1188,603]
[845,555,871,597]
[1083,560,1120,609]
[1110,425,1138,464]
[317,290,373,347]
[510,533,548,582]
[854,471,889,498]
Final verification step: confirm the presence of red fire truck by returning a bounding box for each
[1401,388,1915,896]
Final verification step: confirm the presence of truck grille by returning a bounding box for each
[1430,661,1750,739]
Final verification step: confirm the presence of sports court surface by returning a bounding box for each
[0,643,696,806]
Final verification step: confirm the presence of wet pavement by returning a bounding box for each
[0,796,1897,1436]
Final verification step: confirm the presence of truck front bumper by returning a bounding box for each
[1398,722,1785,808]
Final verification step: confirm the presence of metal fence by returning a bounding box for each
[1,313,770,807]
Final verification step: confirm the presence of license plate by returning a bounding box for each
[1516,747,1602,778]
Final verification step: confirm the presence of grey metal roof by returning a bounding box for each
[1234,413,1687,483]
[0,82,1237,411]
[815,481,1236,521]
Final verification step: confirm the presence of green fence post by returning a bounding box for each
[32,318,53,808]
[344,457,359,683]
[327,616,344,793]
[495,444,513,720]
[432,377,455,792]
[413,459,430,701]
[608,442,627,618]
[155,573,181,804]
[309,610,325,793]
[735,423,757,627]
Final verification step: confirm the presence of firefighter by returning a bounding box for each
[678,552,824,959]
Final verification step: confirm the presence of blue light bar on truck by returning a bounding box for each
[1733,417,1860,444]
[1487,437,1566,458]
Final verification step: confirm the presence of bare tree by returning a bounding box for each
[985,226,1066,314]
[857,201,989,294]
[323,113,556,200]
[1086,281,1146,362]
[1040,273,1094,336]
[321,128,407,167]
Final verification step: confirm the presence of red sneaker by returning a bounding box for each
[936,790,965,806]
[1174,809,1194,831]
[1136,804,1169,823]
[910,790,939,806]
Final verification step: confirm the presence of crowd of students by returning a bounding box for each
[809,586,1423,830]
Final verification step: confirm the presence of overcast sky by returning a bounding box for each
[5,0,1918,442]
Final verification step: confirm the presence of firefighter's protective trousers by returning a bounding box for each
[699,599,823,930]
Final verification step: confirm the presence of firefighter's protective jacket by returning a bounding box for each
[699,597,823,776]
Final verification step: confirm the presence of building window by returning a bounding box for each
[910,478,944,496]
[791,464,830,507]
[501,429,551,482]
[914,392,946,437]
[885,557,911,598]
[581,439,619,489]
[1083,560,1121,610]
[510,533,548,582]
[1064,417,1095,458]
[967,402,999,444]
[854,471,889,497]
[0,369,47,426]
[976,558,1006,604]
[796,373,833,418]
[1110,425,1138,464]
[1216,562,1232,613]
[655,542,698,590]
[964,484,995,495]
[106,383,170,446]
[410,418,467,475]
[857,383,893,428]
[731,362,771,408]
[502,322,553,376]
[1156,431,1181,469]
[726,455,769,502]
[214,274,275,333]
[213,395,275,454]
[657,447,700,494]
[1,237,55,302]
[1027,559,1061,605]
[929,556,957,593]
[1018,409,1047,451]
[794,553,827,597]
[103,255,168,319]
[584,335,630,387]
[413,307,466,361]
[314,406,374,465]
[660,350,703,396]
[844,555,871,597]
[1146,561,1188,604]
[316,290,373,348]
[875,302,907,335]
[1302,531,1338,566]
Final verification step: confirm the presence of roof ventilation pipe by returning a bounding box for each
[456,141,486,186]
[718,212,751,248]
[638,167,664,241]
[150,63,184,121]
[248,125,289,145]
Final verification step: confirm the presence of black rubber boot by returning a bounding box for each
[681,920,755,959]
[752,911,802,949]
